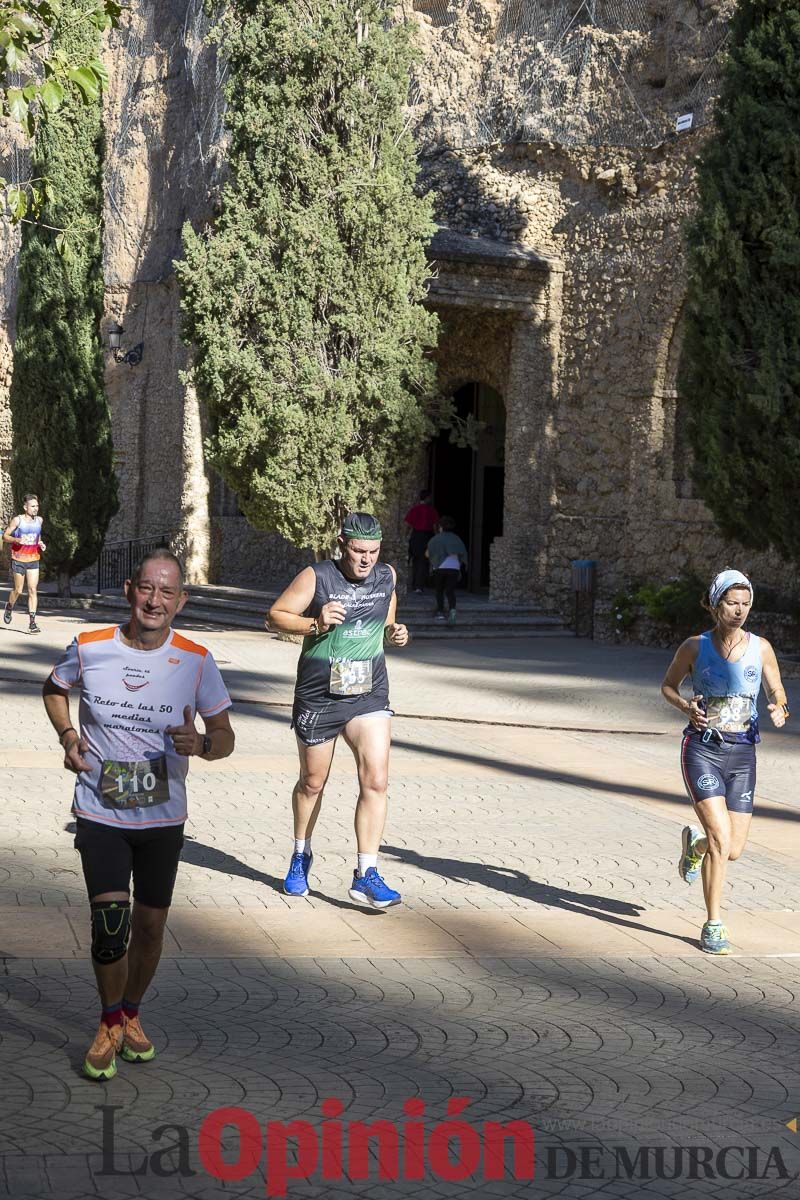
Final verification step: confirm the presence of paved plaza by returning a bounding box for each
[1,611,799,1197]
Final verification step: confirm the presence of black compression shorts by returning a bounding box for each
[680,733,756,814]
[74,817,185,908]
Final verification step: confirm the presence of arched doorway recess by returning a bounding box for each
[430,382,506,591]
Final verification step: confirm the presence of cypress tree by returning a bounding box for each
[9,3,118,592]
[679,0,800,557]
[177,0,439,554]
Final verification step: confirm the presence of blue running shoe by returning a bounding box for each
[679,824,705,883]
[283,851,313,896]
[348,867,401,909]
[700,921,730,955]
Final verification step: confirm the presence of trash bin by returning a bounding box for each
[571,559,597,637]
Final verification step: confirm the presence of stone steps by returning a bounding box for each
[80,585,569,639]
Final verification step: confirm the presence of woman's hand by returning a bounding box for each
[686,694,708,731]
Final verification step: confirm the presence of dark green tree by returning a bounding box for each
[177,0,439,553]
[9,3,118,593]
[679,0,800,557]
[1,1,120,225]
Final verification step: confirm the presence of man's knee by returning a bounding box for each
[90,899,131,964]
[728,846,745,862]
[298,771,327,798]
[133,908,168,948]
[358,770,389,796]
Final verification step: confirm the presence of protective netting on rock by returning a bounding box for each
[403,0,733,148]
[103,1,228,273]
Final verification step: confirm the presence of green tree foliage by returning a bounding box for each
[679,1,800,557]
[177,0,439,553]
[1,1,120,224]
[9,4,118,592]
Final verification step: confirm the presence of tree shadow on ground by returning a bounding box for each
[382,844,698,949]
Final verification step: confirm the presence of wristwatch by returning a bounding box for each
[201,734,212,756]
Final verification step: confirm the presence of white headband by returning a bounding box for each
[709,569,753,608]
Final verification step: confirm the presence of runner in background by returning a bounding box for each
[3,493,46,633]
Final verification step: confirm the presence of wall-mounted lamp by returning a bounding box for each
[107,319,143,367]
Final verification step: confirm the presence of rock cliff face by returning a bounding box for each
[1,1,795,609]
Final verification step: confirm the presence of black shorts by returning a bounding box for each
[292,695,392,746]
[11,559,39,575]
[680,733,756,814]
[74,817,185,908]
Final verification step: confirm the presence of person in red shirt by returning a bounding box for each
[403,489,440,592]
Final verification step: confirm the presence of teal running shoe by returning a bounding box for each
[700,921,730,955]
[679,824,705,883]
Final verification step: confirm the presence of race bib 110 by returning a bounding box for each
[101,755,169,809]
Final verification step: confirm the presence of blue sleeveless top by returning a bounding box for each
[688,631,762,744]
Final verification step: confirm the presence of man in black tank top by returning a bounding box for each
[268,514,409,909]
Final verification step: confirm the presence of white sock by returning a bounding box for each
[357,852,378,877]
[294,838,311,855]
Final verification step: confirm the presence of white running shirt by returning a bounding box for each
[51,626,231,828]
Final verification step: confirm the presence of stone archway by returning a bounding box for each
[426,229,562,602]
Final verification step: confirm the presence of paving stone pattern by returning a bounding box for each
[1,956,799,1198]
[2,620,800,1197]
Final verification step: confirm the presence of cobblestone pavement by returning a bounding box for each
[2,614,800,1198]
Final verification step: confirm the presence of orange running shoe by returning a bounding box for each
[83,1022,123,1081]
[121,1014,156,1062]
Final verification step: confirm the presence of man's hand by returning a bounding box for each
[62,733,91,774]
[385,623,409,647]
[165,705,201,756]
[686,694,708,731]
[319,601,346,632]
[768,702,788,729]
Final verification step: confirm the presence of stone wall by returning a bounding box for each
[2,0,797,617]
[415,131,800,613]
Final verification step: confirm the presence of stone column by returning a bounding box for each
[490,264,563,603]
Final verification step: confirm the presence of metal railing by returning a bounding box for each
[97,534,173,592]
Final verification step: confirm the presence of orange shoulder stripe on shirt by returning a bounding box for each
[170,631,208,657]
[77,626,117,645]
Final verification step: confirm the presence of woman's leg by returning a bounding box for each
[693,795,732,922]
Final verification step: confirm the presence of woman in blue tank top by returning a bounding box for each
[661,569,788,956]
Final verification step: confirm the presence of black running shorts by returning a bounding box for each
[291,695,393,746]
[680,733,756,814]
[74,817,185,908]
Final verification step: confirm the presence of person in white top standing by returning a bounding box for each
[425,516,468,627]
[42,549,235,1080]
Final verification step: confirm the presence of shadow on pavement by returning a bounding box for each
[382,844,698,950]
[391,737,800,822]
